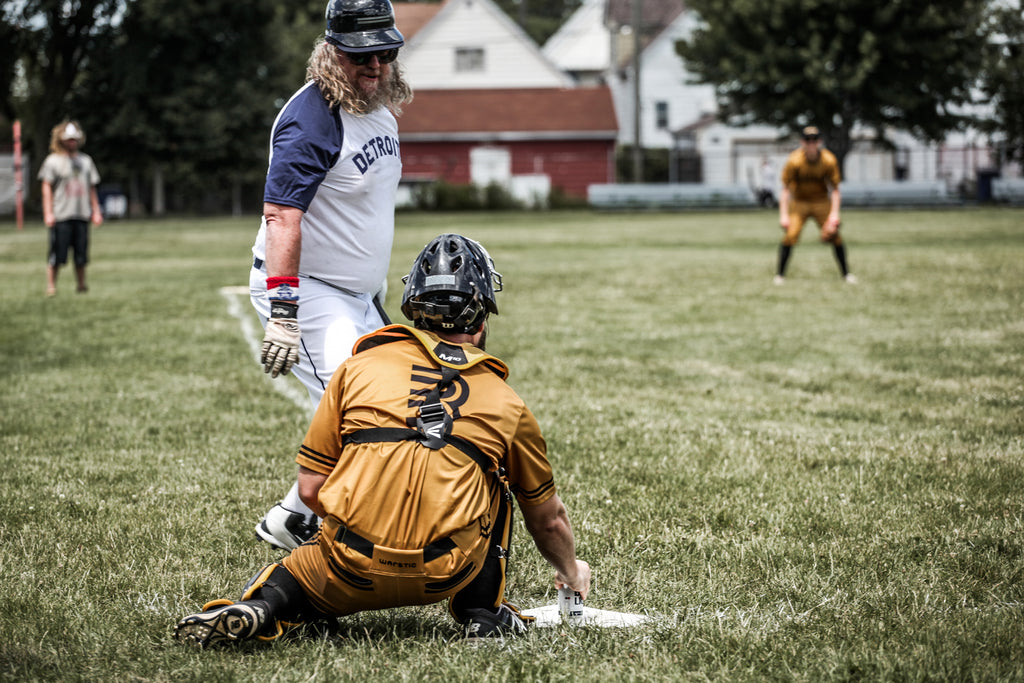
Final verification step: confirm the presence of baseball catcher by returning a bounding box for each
[176,234,592,646]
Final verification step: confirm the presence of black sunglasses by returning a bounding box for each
[803,135,821,142]
[342,48,399,66]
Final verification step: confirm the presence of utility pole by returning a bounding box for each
[14,120,23,231]
[631,0,643,183]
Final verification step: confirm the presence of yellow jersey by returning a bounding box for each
[296,325,555,552]
[781,148,841,202]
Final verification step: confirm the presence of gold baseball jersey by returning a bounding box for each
[296,325,555,554]
[781,148,841,202]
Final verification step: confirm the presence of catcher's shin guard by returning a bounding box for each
[241,563,280,602]
[449,483,516,622]
[240,562,323,636]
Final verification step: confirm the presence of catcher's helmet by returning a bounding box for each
[325,0,404,52]
[401,234,503,334]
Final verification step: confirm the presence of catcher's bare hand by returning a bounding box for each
[555,559,592,601]
[261,316,300,377]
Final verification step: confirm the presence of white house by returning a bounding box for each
[391,1,618,202]
[396,0,572,90]
[606,7,714,151]
[539,0,609,86]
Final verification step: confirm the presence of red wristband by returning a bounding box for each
[266,276,299,289]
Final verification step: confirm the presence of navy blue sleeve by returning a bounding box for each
[263,84,343,211]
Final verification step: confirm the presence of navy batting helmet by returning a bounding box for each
[325,0,404,52]
[401,234,503,334]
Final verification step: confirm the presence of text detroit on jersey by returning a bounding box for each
[353,135,400,175]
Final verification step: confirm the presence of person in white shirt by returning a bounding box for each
[249,0,413,550]
[38,121,104,296]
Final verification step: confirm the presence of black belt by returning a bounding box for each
[332,521,457,563]
[254,260,379,313]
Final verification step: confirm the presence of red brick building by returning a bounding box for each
[397,87,619,198]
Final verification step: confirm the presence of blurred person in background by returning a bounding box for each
[38,120,103,296]
[756,156,777,208]
[774,126,855,285]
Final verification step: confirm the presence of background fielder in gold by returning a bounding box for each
[775,126,855,284]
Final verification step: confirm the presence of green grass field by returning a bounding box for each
[1,208,1022,681]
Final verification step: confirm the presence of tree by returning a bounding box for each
[0,14,22,126]
[5,0,320,214]
[980,1,1024,164]
[73,0,312,214]
[3,0,123,173]
[675,0,990,174]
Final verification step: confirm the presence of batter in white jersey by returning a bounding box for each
[252,81,401,295]
[251,83,402,398]
[249,0,413,551]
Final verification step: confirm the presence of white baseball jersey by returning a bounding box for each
[249,81,401,408]
[252,80,402,294]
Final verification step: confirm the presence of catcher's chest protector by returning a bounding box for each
[321,352,512,599]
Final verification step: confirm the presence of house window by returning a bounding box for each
[455,47,485,72]
[655,101,669,129]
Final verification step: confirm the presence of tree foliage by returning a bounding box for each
[491,0,583,45]
[78,0,306,211]
[675,0,990,173]
[2,0,123,168]
[5,0,321,213]
[979,2,1024,163]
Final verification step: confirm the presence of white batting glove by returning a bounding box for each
[262,315,300,377]
[261,278,300,377]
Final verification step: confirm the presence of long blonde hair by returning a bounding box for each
[306,39,413,116]
[49,120,86,155]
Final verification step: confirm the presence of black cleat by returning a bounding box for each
[462,603,530,642]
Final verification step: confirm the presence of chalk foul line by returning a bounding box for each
[220,286,311,414]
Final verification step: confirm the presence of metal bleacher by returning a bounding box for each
[588,180,964,210]
[840,181,958,206]
[992,178,1024,204]
[587,183,754,210]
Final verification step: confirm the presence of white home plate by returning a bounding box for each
[521,604,650,628]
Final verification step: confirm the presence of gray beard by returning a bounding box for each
[358,77,392,112]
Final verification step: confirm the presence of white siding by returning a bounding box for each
[608,13,715,149]
[542,0,609,84]
[402,0,570,90]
